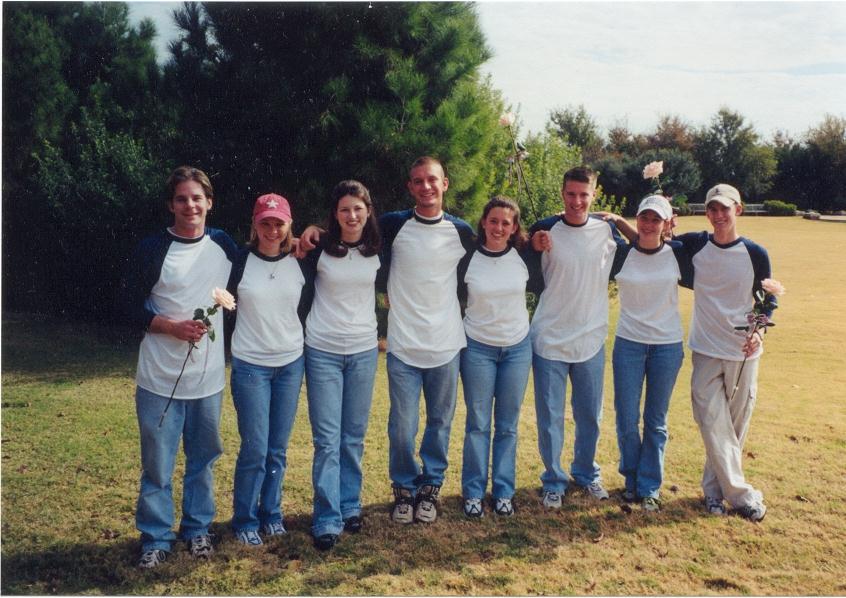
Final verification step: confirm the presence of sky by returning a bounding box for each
[128,1,846,140]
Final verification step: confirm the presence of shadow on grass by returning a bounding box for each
[2,313,142,383]
[1,494,715,595]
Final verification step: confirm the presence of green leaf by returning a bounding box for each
[193,308,205,320]
[208,328,216,342]
[202,317,211,327]
[207,306,218,316]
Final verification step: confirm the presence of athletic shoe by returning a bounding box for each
[494,497,514,517]
[705,496,726,516]
[235,529,263,546]
[463,497,484,518]
[621,489,638,503]
[137,549,168,569]
[542,490,563,509]
[187,534,213,559]
[391,487,415,524]
[414,484,440,523]
[261,520,287,536]
[313,533,338,551]
[642,497,661,512]
[343,515,363,534]
[735,502,767,522]
[583,481,610,500]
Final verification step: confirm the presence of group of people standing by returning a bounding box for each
[122,158,776,569]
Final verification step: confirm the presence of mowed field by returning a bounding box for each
[2,216,845,595]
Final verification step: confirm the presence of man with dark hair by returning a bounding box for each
[528,166,626,508]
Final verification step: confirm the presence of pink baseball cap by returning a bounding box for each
[253,193,292,225]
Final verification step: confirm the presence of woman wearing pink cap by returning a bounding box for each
[226,193,309,546]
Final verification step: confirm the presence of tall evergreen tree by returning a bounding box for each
[164,2,508,236]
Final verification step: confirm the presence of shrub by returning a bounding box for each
[763,200,797,216]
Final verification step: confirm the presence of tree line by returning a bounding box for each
[3,2,844,320]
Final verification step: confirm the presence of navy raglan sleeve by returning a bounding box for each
[297,251,318,327]
[744,239,776,317]
[669,241,694,289]
[609,243,632,281]
[119,232,170,332]
[208,227,239,263]
[376,210,410,293]
[225,247,250,333]
[525,215,559,295]
[456,249,475,305]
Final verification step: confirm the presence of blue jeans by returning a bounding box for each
[612,337,684,499]
[135,386,223,552]
[387,352,460,490]
[230,354,304,532]
[460,335,532,499]
[533,348,605,492]
[305,346,378,537]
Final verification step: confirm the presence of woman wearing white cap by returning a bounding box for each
[226,193,309,546]
[607,195,693,511]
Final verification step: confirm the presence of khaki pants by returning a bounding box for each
[690,352,763,508]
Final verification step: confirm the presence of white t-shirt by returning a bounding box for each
[230,249,305,367]
[305,246,380,355]
[679,234,771,361]
[381,210,474,368]
[461,246,530,347]
[612,242,688,345]
[136,232,234,399]
[529,215,624,363]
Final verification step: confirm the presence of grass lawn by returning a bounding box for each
[2,216,845,595]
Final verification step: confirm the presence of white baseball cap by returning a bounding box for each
[705,184,741,207]
[637,195,673,220]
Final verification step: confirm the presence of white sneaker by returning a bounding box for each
[542,491,563,509]
[138,549,168,569]
[583,481,609,500]
[187,534,213,559]
[235,529,263,546]
[463,498,484,518]
[391,487,414,524]
[414,484,440,523]
[735,501,767,522]
[494,497,514,517]
[261,520,287,536]
[705,496,726,516]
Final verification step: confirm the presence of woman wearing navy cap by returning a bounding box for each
[227,193,309,546]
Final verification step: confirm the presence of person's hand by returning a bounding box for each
[593,210,619,223]
[531,230,552,252]
[168,318,207,343]
[292,237,306,259]
[742,329,763,357]
[298,226,324,252]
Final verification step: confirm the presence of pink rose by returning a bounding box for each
[761,278,785,296]
[499,112,516,127]
[212,287,236,310]
[642,161,663,180]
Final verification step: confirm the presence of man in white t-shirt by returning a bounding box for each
[674,184,775,522]
[528,166,626,508]
[299,157,474,525]
[379,157,475,524]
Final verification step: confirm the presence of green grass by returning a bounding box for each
[2,216,846,594]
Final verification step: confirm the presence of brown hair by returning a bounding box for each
[165,166,214,202]
[562,165,598,189]
[409,155,447,179]
[477,195,527,250]
[323,180,381,258]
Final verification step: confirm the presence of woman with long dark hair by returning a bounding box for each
[302,180,382,551]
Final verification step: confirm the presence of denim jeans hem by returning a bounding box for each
[311,523,344,537]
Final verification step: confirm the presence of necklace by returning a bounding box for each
[267,260,282,279]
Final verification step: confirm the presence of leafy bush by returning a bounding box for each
[763,200,797,216]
